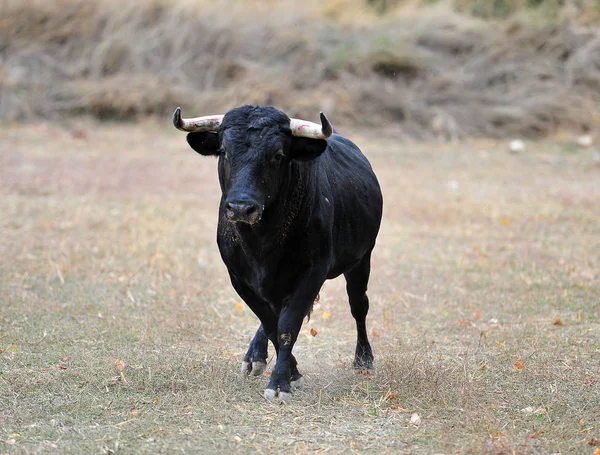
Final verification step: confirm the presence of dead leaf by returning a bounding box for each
[310,328,318,337]
[514,359,524,370]
[59,365,67,370]
[553,318,563,326]
[115,358,126,372]
[71,129,88,140]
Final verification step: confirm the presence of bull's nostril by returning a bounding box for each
[244,205,257,215]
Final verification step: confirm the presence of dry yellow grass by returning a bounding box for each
[2,0,600,138]
[0,120,598,453]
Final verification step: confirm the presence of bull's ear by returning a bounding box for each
[289,137,328,162]
[186,132,220,156]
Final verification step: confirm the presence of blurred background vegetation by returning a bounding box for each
[1,0,599,139]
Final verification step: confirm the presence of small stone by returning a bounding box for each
[410,413,421,425]
[447,180,459,191]
[509,139,525,153]
[575,135,593,148]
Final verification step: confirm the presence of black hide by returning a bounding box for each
[184,105,383,401]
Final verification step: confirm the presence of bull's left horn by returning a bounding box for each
[290,112,333,139]
[172,107,224,133]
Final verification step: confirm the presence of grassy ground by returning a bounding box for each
[0,121,599,454]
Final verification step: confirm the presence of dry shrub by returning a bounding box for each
[1,0,600,139]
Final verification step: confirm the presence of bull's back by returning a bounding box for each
[319,134,383,278]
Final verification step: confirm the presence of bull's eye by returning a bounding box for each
[271,150,284,164]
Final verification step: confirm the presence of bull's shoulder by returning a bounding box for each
[318,134,380,196]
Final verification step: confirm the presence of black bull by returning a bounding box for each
[175,105,383,403]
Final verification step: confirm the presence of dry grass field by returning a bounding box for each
[3,0,600,139]
[1,121,599,454]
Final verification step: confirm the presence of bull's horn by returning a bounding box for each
[172,107,224,132]
[290,112,333,139]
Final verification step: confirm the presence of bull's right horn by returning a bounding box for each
[172,107,224,133]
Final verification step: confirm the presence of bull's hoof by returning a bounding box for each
[251,361,267,376]
[354,366,374,376]
[263,388,292,404]
[241,360,267,376]
[264,388,277,402]
[290,375,305,389]
[353,357,374,373]
[278,391,292,404]
[241,361,252,376]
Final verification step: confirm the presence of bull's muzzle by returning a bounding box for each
[225,200,263,225]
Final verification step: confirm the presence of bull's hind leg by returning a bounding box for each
[344,251,374,371]
[241,325,268,376]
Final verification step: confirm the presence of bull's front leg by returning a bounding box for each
[264,271,325,404]
[241,324,268,376]
[229,274,278,377]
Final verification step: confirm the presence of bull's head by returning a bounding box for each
[173,105,333,225]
